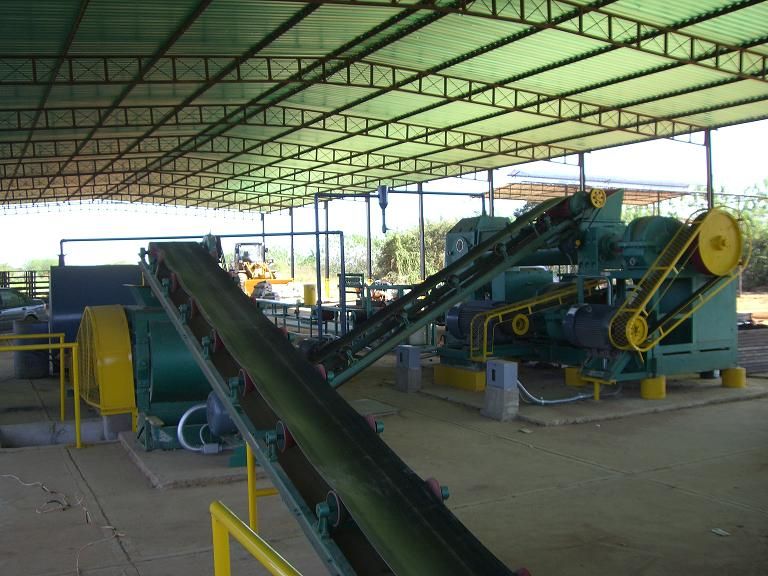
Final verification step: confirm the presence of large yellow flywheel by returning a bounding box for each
[77,305,136,417]
[694,208,743,276]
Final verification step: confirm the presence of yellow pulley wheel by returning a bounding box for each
[589,188,606,209]
[694,208,743,276]
[77,305,135,415]
[511,313,530,336]
[624,316,648,348]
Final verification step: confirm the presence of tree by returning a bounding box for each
[374,220,457,284]
[738,189,768,290]
[23,258,58,271]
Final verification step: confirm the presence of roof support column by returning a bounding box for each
[260,212,266,247]
[578,153,586,192]
[366,196,372,281]
[418,183,426,281]
[705,129,714,209]
[487,169,495,217]
[324,201,330,291]
[289,208,295,279]
[314,194,322,337]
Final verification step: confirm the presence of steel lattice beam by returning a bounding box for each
[54,3,324,203]
[211,93,768,207]
[1,0,90,197]
[2,183,300,209]
[116,0,749,205]
[279,0,768,81]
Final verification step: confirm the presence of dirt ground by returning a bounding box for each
[738,291,768,323]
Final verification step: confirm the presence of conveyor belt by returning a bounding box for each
[315,196,584,385]
[146,242,520,576]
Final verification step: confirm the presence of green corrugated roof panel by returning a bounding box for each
[681,3,768,46]
[678,100,768,125]
[576,64,734,107]
[512,48,683,97]
[603,0,728,27]
[69,0,195,55]
[461,111,546,136]
[445,28,609,84]
[0,0,82,55]
[262,5,408,57]
[371,14,531,73]
[0,0,766,210]
[627,80,768,118]
[169,1,306,56]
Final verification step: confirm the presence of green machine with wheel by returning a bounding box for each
[440,189,750,398]
[77,285,229,450]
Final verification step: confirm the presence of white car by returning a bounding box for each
[0,288,48,331]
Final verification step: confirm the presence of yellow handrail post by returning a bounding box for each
[71,343,82,449]
[59,334,66,422]
[247,444,258,532]
[209,501,301,576]
[211,510,232,576]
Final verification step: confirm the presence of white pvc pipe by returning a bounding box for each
[177,403,207,452]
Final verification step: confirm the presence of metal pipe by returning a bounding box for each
[314,195,322,337]
[365,196,372,280]
[418,182,426,281]
[324,201,330,282]
[177,403,207,452]
[487,169,495,217]
[705,128,714,209]
[339,237,347,335]
[289,208,295,279]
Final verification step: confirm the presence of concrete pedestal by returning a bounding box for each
[395,345,422,393]
[481,360,519,421]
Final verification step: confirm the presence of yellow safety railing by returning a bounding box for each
[0,333,82,448]
[210,500,301,576]
[246,444,278,532]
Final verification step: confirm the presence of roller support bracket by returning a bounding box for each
[178,304,189,324]
[200,336,211,360]
[264,430,278,462]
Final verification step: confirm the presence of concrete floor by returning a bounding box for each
[1,353,767,576]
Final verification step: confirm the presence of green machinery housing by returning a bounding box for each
[440,189,748,393]
[77,285,217,451]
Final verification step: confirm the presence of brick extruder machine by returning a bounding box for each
[437,189,749,398]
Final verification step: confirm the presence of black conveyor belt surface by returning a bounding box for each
[155,241,515,576]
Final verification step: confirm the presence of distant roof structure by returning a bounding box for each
[493,167,690,205]
[1,0,767,212]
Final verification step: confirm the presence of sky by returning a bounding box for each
[1,119,766,268]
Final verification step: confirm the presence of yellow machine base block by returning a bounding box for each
[721,367,746,388]
[564,366,587,387]
[641,376,666,400]
[433,364,485,392]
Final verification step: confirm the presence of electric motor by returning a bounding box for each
[562,303,617,350]
[446,301,507,340]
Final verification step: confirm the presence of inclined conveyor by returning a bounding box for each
[140,242,527,576]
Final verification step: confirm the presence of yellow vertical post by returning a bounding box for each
[247,444,258,532]
[71,344,82,449]
[59,335,66,422]
[593,381,601,401]
[211,514,232,576]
